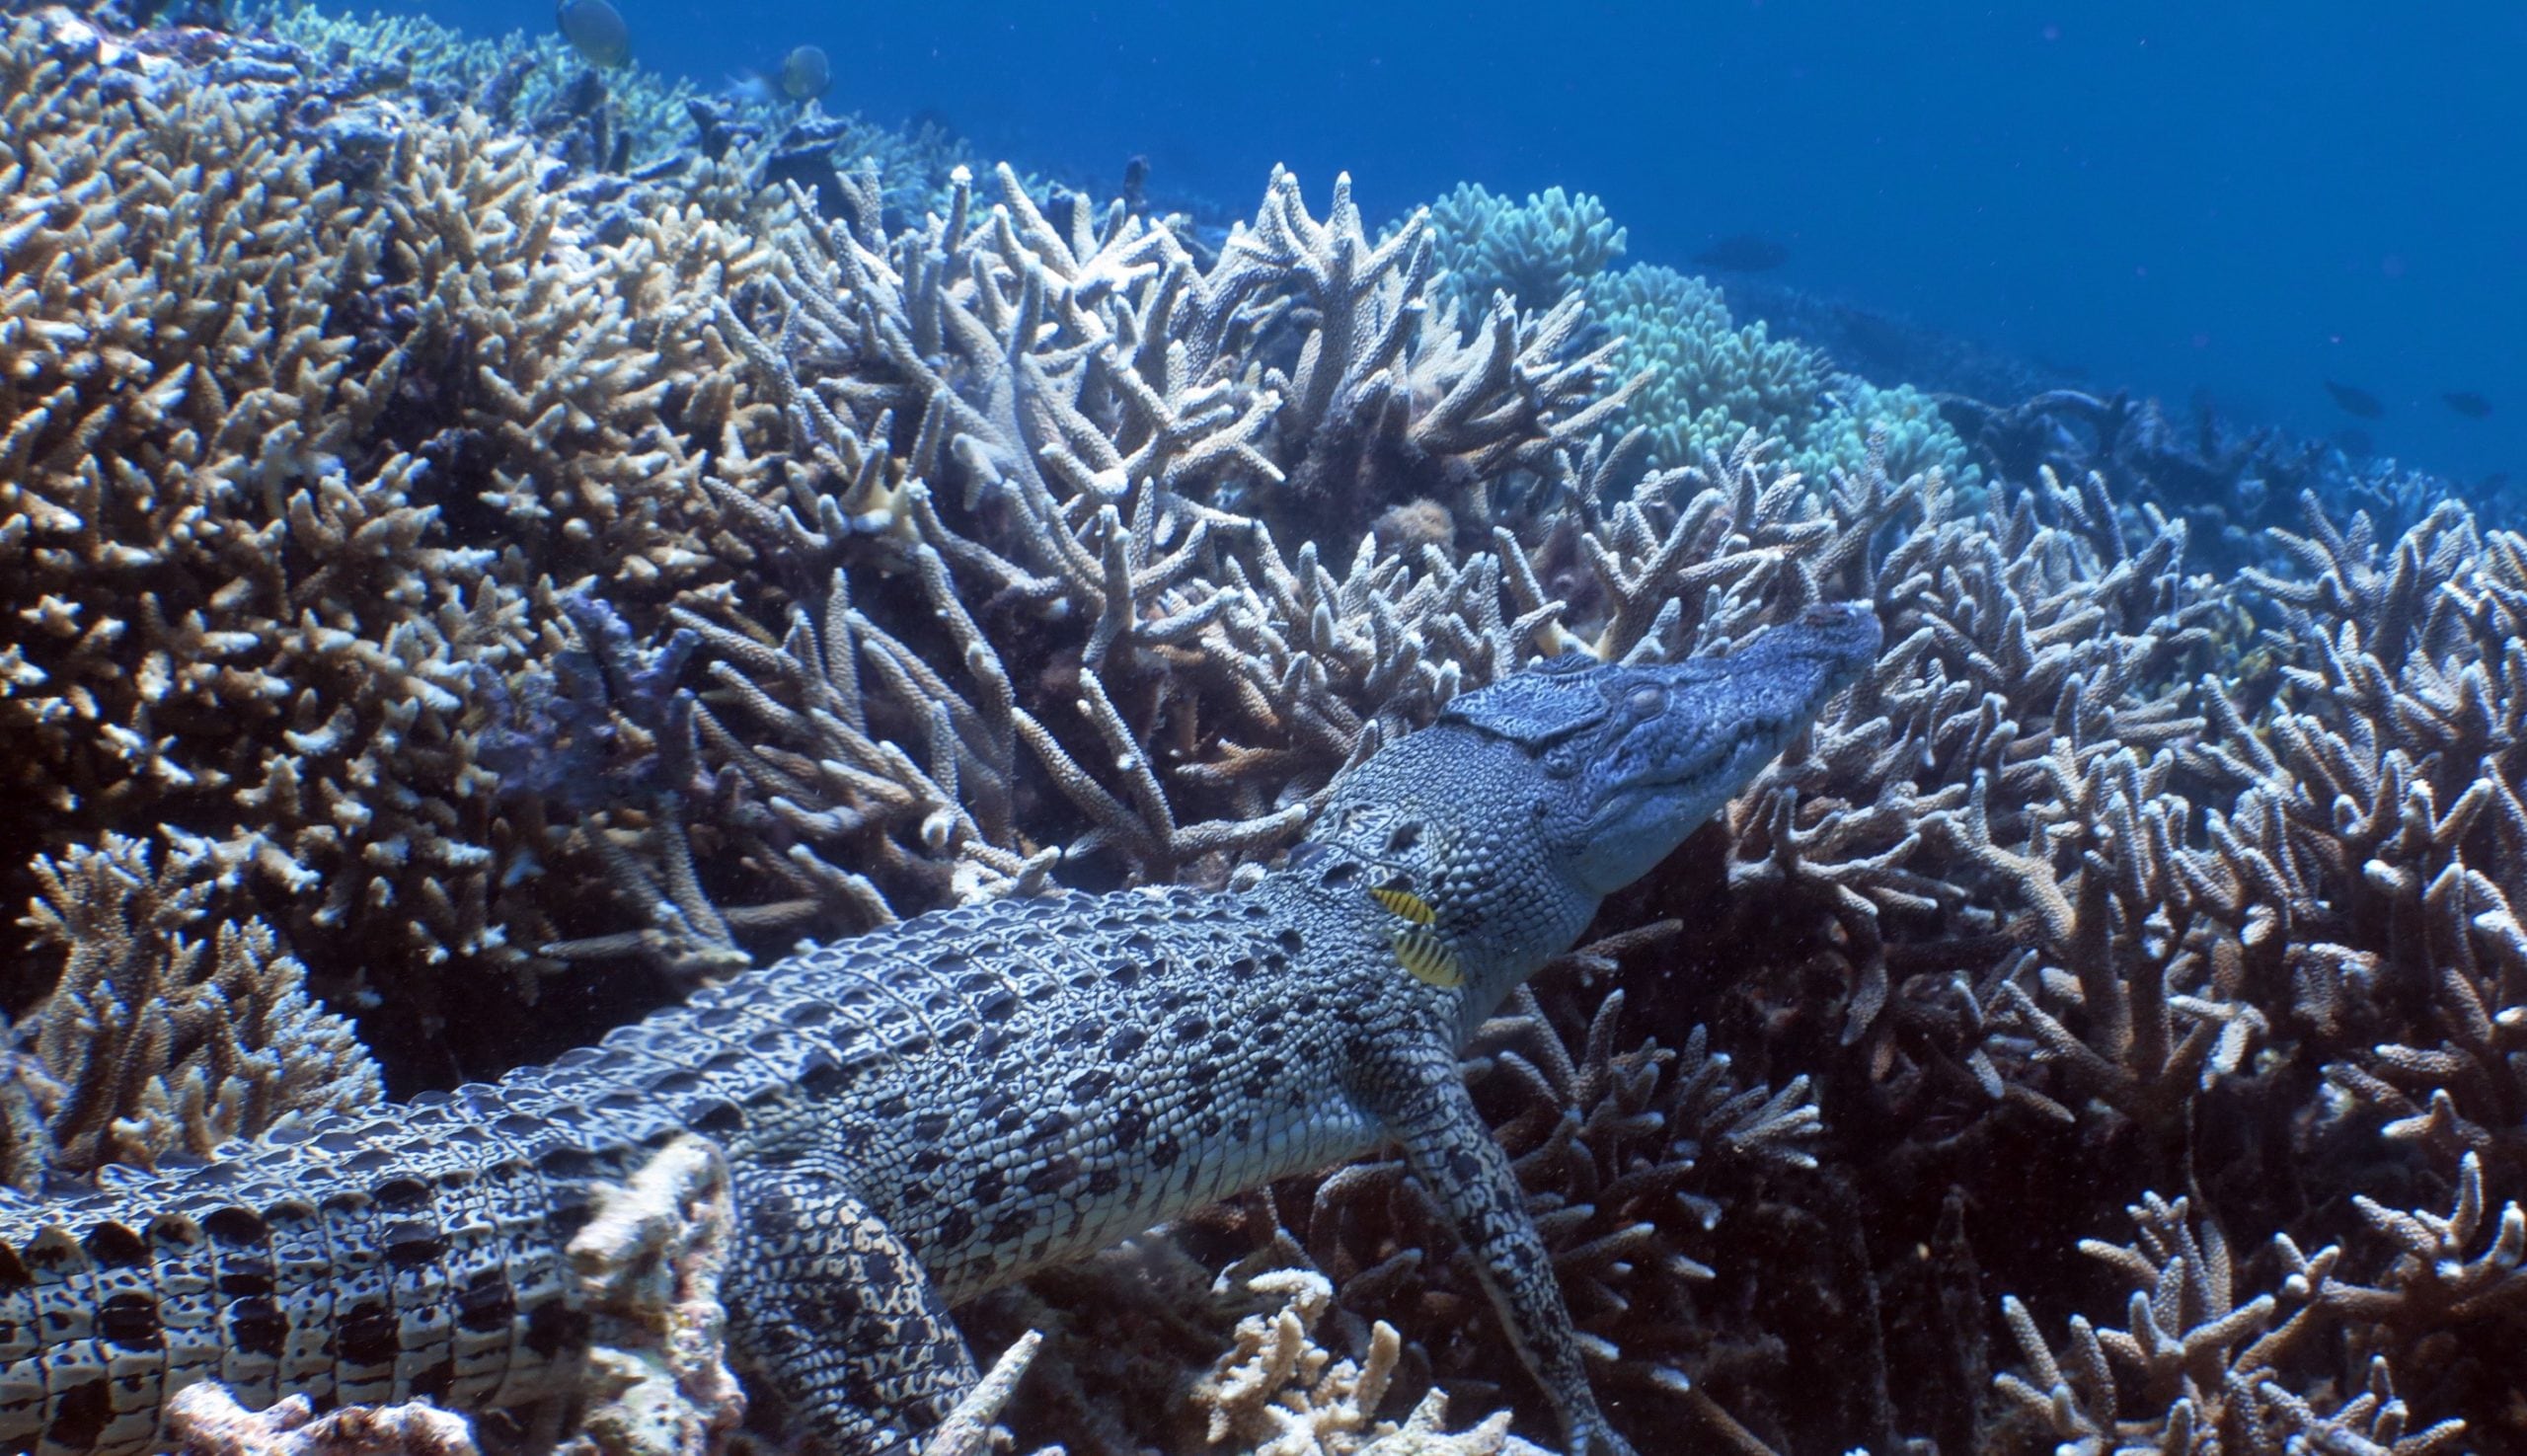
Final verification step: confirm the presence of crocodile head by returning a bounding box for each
[1490,600,1883,897]
[1302,602,1881,1012]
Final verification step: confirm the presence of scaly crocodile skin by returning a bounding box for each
[0,603,1879,1456]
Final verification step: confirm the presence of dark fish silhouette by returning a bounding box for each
[556,0,630,66]
[1689,233,1790,272]
[2444,390,2492,419]
[2322,379,2385,419]
[778,44,831,102]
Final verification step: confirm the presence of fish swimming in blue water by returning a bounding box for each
[1690,233,1790,271]
[778,44,831,101]
[2322,379,2384,419]
[2443,390,2492,418]
[725,45,833,105]
[555,0,630,67]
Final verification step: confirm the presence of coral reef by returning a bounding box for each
[3,832,380,1187]
[1583,263,1822,476]
[3,3,2524,1453]
[1423,184,1627,317]
[249,1,974,222]
[1791,376,1971,498]
[1992,1183,2485,1456]
[565,1135,747,1456]
[1569,260,1969,494]
[1939,387,2514,582]
[1195,1268,1524,1456]
[0,2,780,1088]
[166,1384,482,1456]
[1714,272,2073,413]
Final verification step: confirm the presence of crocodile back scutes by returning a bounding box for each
[0,881,1370,1453]
[0,1118,580,1456]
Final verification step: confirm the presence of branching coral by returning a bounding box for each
[2202,501,2527,1187]
[8,3,2527,1452]
[0,10,785,1083]
[5,832,382,1186]
[645,162,1647,936]
[1583,265,1822,478]
[1269,976,1821,1436]
[252,0,972,216]
[1197,1268,1519,1456]
[1423,183,1627,318]
[1993,1186,2480,1456]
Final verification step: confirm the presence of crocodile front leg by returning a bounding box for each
[722,1162,978,1454]
[1356,1041,1640,1456]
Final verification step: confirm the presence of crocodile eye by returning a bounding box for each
[1627,684,1666,717]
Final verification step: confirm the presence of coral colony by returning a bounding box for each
[0,1,2520,1453]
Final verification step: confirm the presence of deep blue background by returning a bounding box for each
[407,0,2526,486]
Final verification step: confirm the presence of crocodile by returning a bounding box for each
[0,602,1879,1456]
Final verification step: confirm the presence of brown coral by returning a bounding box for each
[5,5,2527,1452]
[5,831,381,1185]
[0,11,781,1095]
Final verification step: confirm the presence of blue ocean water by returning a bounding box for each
[404,0,2525,492]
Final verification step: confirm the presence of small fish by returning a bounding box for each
[778,44,831,102]
[1370,885,1464,988]
[1390,925,1465,988]
[2444,390,2492,419]
[1689,233,1790,272]
[555,0,630,67]
[2322,379,2385,419]
[1370,884,1436,924]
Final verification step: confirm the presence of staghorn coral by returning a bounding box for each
[1940,388,2506,585]
[8,1,2527,1451]
[634,160,1652,942]
[253,2,697,170]
[657,264,2523,1445]
[961,1229,1537,1456]
[1195,1268,1523,1456]
[2214,500,2527,1186]
[1267,973,1824,1447]
[250,0,973,216]
[5,831,381,1186]
[1991,1184,2481,1456]
[0,7,785,1084]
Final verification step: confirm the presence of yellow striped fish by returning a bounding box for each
[1370,885,1464,988]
